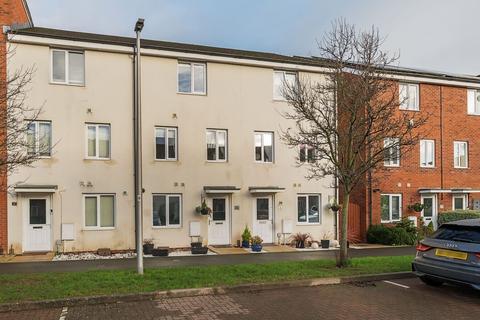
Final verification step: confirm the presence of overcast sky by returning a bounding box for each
[27,0,480,75]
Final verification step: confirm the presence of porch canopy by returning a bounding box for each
[248,186,285,194]
[203,186,241,194]
[14,184,58,193]
[418,188,480,194]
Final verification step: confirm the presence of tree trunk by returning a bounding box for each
[338,192,350,267]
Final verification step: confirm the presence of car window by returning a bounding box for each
[432,225,480,244]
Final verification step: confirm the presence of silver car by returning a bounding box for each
[412,218,480,290]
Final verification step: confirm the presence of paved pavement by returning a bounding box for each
[0,246,415,274]
[1,277,479,319]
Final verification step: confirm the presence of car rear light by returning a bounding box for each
[475,253,480,259]
[416,244,432,252]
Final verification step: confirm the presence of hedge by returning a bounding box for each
[366,219,417,246]
[437,210,480,225]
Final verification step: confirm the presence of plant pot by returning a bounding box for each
[143,243,154,255]
[152,247,169,257]
[321,240,330,249]
[251,244,263,252]
[191,246,208,255]
[295,241,305,248]
[241,240,250,248]
[191,242,202,249]
[200,208,210,215]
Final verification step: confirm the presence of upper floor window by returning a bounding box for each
[420,139,435,168]
[152,194,181,228]
[254,131,274,163]
[297,194,321,224]
[84,194,115,229]
[177,62,206,94]
[399,83,419,111]
[27,121,51,157]
[86,124,110,160]
[273,70,296,100]
[384,138,400,167]
[454,141,468,168]
[299,144,315,163]
[155,127,177,161]
[467,89,480,115]
[206,129,227,162]
[381,194,402,223]
[51,49,85,85]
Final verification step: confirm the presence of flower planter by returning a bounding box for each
[191,242,202,249]
[241,240,250,248]
[251,244,263,252]
[191,246,208,255]
[143,243,154,255]
[321,240,330,249]
[152,247,169,257]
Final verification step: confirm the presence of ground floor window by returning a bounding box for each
[152,194,181,227]
[84,194,115,229]
[297,194,321,224]
[452,194,467,210]
[381,194,402,223]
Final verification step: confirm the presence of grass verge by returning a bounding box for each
[0,255,413,303]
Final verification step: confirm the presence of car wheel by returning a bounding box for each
[419,276,444,287]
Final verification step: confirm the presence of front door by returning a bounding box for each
[24,196,51,252]
[208,197,230,245]
[253,196,273,243]
[421,195,438,230]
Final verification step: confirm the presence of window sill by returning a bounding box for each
[381,220,401,224]
[453,166,469,170]
[152,226,182,229]
[383,164,400,168]
[467,113,480,116]
[176,91,207,96]
[273,98,287,102]
[206,160,227,163]
[154,159,178,162]
[255,161,274,164]
[399,107,419,112]
[420,166,435,169]
[84,157,112,161]
[296,222,321,226]
[50,81,85,87]
[83,227,116,231]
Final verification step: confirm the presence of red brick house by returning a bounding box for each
[348,72,480,241]
[0,0,32,254]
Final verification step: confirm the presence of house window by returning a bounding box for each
[155,127,177,160]
[177,62,206,94]
[273,70,296,100]
[384,138,400,167]
[467,89,480,115]
[27,121,51,157]
[152,194,181,227]
[297,194,321,224]
[51,49,85,85]
[84,194,115,229]
[453,141,468,168]
[86,124,111,159]
[420,139,435,168]
[452,194,467,210]
[381,194,402,223]
[254,131,274,163]
[206,129,227,162]
[399,83,419,110]
[299,144,315,163]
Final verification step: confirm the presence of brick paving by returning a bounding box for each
[1,278,479,319]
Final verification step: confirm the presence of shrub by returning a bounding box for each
[241,226,252,242]
[438,210,480,225]
[367,218,417,245]
[366,225,393,245]
[390,227,416,246]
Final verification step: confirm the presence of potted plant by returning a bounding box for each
[329,201,342,213]
[143,239,154,255]
[251,235,263,252]
[321,232,331,249]
[408,202,424,213]
[152,246,169,256]
[291,232,311,248]
[195,199,212,216]
[241,225,252,248]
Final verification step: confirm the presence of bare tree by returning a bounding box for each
[0,35,42,186]
[281,19,428,267]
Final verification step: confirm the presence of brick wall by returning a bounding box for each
[0,0,30,254]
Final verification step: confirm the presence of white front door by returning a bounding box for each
[24,196,51,252]
[253,196,274,243]
[421,195,438,230]
[208,197,230,245]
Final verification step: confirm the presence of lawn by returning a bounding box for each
[0,255,413,303]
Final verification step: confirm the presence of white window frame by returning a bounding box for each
[154,127,178,161]
[299,144,315,163]
[420,139,435,168]
[384,138,400,167]
[452,194,468,210]
[254,131,274,163]
[85,123,111,160]
[467,89,480,115]
[50,49,85,85]
[380,193,402,223]
[297,194,322,225]
[453,141,468,169]
[82,194,116,230]
[27,120,52,158]
[273,70,297,100]
[177,62,206,95]
[152,194,182,228]
[399,83,419,111]
[206,129,228,162]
